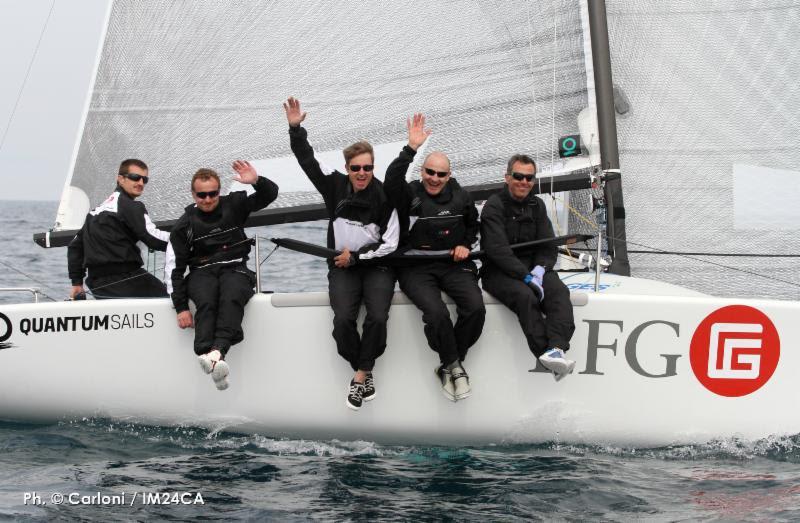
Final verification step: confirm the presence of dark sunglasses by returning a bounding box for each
[423,167,449,178]
[194,190,220,199]
[121,172,149,184]
[510,172,535,182]
[348,164,374,172]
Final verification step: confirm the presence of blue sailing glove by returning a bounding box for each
[523,265,545,302]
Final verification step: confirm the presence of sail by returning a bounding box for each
[605,0,800,299]
[56,0,597,231]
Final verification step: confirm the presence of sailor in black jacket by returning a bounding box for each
[383,114,485,402]
[480,154,576,379]
[165,161,279,390]
[67,158,169,299]
[284,97,399,411]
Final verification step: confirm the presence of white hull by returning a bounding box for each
[1,273,797,446]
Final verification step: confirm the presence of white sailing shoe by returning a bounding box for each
[198,349,229,390]
[211,360,230,391]
[198,349,223,374]
[538,348,576,380]
[436,365,457,402]
[451,366,471,401]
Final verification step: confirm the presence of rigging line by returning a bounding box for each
[551,196,574,259]
[549,2,557,194]
[544,192,800,287]
[84,266,166,294]
[0,257,58,302]
[525,1,539,168]
[0,0,57,153]
[565,248,800,258]
[483,0,540,166]
[599,233,800,289]
[257,239,280,267]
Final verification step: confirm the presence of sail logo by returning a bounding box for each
[690,305,779,397]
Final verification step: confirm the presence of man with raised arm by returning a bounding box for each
[68,158,170,300]
[284,97,399,411]
[480,154,576,380]
[165,161,278,391]
[383,114,485,402]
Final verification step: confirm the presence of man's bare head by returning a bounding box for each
[420,151,451,196]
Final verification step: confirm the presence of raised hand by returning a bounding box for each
[407,113,432,151]
[232,160,258,184]
[283,96,307,127]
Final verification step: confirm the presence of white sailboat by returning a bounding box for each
[1,0,798,445]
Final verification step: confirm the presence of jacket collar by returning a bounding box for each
[501,185,537,206]
[115,185,135,200]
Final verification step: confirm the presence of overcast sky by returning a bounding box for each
[0,0,110,202]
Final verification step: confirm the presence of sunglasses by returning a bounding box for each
[423,167,449,178]
[348,164,374,172]
[121,173,149,184]
[510,172,535,182]
[194,190,220,199]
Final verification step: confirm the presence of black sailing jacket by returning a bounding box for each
[383,145,479,253]
[67,186,169,284]
[288,125,399,266]
[165,176,278,312]
[480,187,557,279]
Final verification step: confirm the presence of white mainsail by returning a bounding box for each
[606,0,800,299]
[63,0,594,220]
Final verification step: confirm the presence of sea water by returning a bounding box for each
[1,200,799,521]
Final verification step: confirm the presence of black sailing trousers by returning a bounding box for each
[397,260,486,365]
[481,269,575,357]
[186,263,255,357]
[87,268,168,299]
[328,265,395,371]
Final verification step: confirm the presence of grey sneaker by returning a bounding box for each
[211,360,230,391]
[435,365,456,402]
[198,349,229,391]
[198,348,223,374]
[363,373,376,402]
[539,348,576,379]
[451,366,471,401]
[346,379,365,410]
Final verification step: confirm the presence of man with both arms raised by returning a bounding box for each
[284,97,399,411]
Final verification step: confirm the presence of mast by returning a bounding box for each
[587,0,630,275]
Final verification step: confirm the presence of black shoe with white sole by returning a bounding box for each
[346,379,365,410]
[363,373,376,401]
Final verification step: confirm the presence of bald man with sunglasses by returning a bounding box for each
[383,114,485,402]
[68,158,170,300]
[480,154,576,380]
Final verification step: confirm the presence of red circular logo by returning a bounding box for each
[690,305,780,397]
